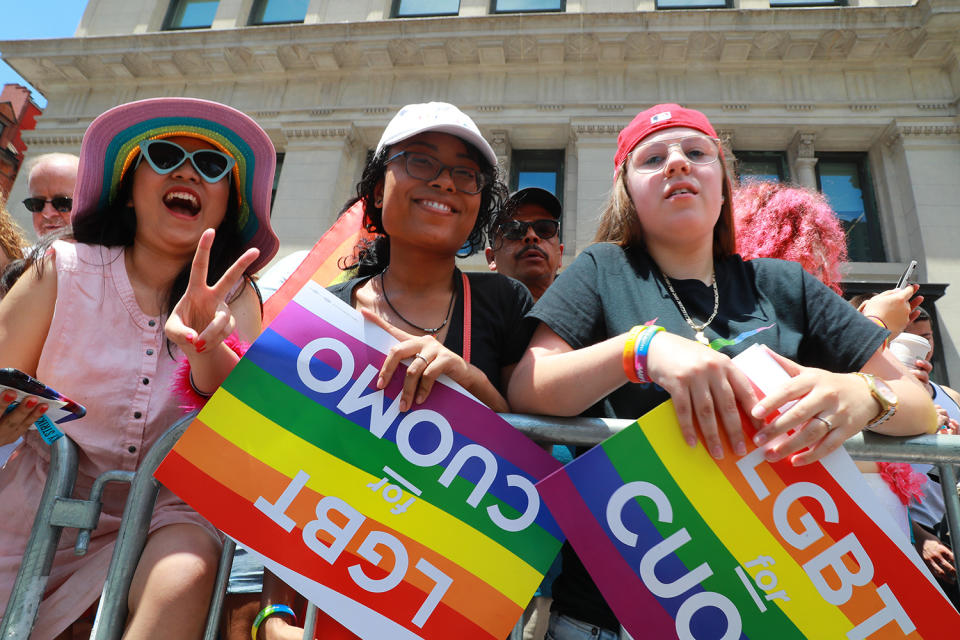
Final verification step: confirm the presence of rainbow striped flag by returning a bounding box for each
[537,346,958,639]
[155,281,564,639]
[263,199,368,325]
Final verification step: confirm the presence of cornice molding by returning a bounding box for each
[2,3,955,91]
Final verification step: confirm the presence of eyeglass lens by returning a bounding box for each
[501,219,559,240]
[393,151,484,195]
[23,197,73,213]
[141,141,233,182]
[631,136,719,173]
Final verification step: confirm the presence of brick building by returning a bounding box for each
[0,83,41,200]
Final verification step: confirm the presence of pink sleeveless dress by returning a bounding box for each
[0,241,219,639]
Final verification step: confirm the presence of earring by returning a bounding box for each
[375,198,383,207]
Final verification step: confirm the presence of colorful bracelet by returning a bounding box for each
[633,325,665,384]
[622,325,646,383]
[864,315,890,349]
[251,604,297,640]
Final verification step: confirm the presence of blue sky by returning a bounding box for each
[0,1,90,108]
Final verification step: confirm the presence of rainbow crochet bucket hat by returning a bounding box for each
[72,97,279,272]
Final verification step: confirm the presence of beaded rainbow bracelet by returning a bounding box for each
[251,604,297,640]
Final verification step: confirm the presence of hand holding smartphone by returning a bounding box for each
[896,260,918,290]
[1,368,86,444]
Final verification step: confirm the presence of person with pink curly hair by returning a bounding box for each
[733,179,927,539]
[734,180,848,294]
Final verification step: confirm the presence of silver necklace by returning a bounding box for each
[379,270,456,335]
[661,270,719,346]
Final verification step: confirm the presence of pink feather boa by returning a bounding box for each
[877,462,927,506]
[170,334,250,412]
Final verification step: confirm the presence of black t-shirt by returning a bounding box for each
[329,269,534,393]
[529,242,888,630]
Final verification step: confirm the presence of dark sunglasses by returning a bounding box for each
[498,218,559,241]
[386,150,486,195]
[135,139,236,183]
[23,196,72,214]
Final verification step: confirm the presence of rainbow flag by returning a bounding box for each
[155,281,564,639]
[263,199,368,324]
[537,346,958,639]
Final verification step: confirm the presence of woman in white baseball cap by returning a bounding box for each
[255,102,536,640]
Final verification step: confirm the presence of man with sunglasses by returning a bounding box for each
[486,187,564,301]
[23,153,79,238]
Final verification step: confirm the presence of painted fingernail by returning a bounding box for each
[37,404,48,414]
[2,391,15,403]
[24,397,38,409]
[185,334,194,343]
[195,339,206,350]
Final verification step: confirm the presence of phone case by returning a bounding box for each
[1,368,87,425]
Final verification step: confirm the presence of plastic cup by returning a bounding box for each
[889,333,931,369]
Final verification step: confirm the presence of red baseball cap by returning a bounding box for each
[614,104,718,170]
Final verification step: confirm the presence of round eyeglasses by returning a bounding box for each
[629,135,721,174]
[386,151,486,195]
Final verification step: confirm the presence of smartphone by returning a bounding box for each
[896,260,918,290]
[1,369,86,444]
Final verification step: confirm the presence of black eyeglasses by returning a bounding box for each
[135,140,235,183]
[497,219,560,241]
[386,151,486,195]
[23,197,72,214]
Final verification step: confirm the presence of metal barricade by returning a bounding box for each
[4,413,960,640]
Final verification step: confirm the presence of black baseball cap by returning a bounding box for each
[504,187,562,219]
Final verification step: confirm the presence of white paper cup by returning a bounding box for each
[889,333,931,368]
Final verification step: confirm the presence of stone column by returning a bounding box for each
[269,125,361,257]
[788,132,818,189]
[488,129,511,185]
[570,123,620,254]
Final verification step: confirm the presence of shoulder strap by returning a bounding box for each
[461,272,471,364]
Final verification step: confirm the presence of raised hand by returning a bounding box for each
[165,228,259,355]
[859,285,922,338]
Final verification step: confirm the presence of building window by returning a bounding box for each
[510,150,564,199]
[270,153,284,211]
[656,0,730,9]
[249,0,309,25]
[163,0,219,30]
[492,0,564,13]
[393,0,460,17]
[736,151,788,184]
[816,153,884,263]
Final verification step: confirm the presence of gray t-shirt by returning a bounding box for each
[529,242,887,630]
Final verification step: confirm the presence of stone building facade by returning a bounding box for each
[1,0,958,378]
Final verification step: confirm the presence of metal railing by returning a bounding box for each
[3,413,959,639]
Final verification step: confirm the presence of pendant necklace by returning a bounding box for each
[660,269,719,346]
[379,269,457,336]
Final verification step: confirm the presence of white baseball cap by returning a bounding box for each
[375,102,497,168]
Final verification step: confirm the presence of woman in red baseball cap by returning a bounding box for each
[508,104,937,638]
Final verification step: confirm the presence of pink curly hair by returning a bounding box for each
[734,180,848,295]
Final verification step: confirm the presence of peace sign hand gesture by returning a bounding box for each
[165,228,259,356]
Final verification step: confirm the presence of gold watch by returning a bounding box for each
[855,372,898,431]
